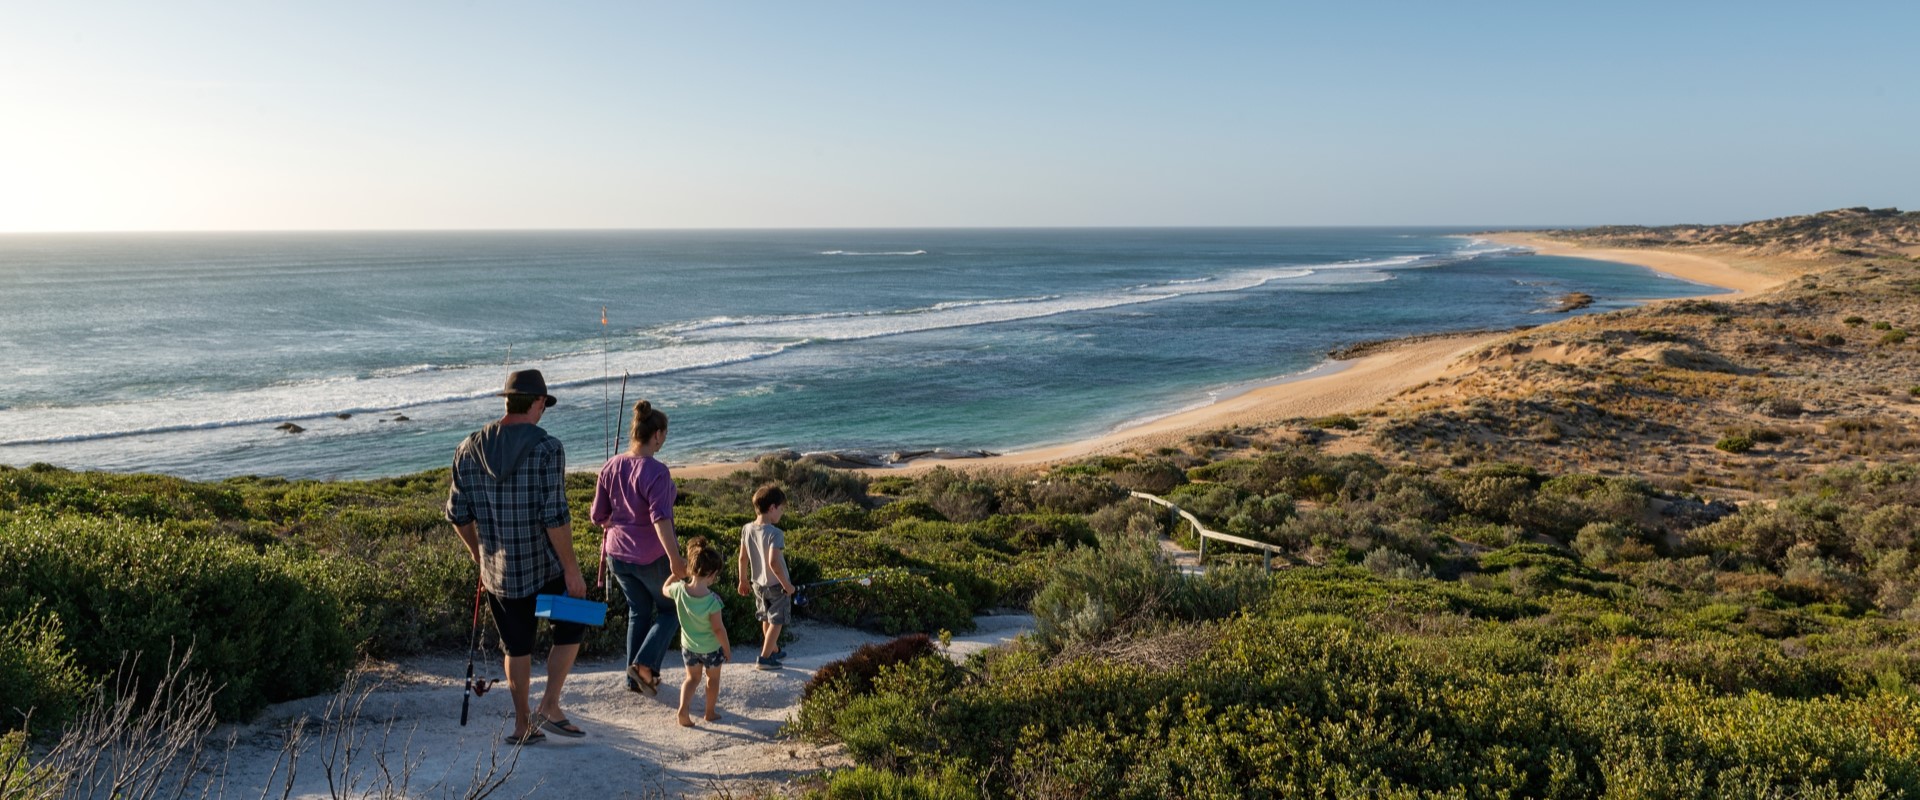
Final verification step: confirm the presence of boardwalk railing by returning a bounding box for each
[1128,491,1280,573]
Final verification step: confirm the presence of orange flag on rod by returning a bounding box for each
[601,307,608,326]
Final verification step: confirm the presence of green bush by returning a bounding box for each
[0,604,92,732]
[0,515,354,720]
[802,571,1920,798]
[1309,414,1361,431]
[1717,435,1755,453]
[808,766,981,800]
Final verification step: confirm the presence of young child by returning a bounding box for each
[663,537,731,727]
[736,483,794,670]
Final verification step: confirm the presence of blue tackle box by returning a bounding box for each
[534,594,608,626]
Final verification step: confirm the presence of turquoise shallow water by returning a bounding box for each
[0,229,1721,479]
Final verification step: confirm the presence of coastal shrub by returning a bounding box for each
[751,456,870,514]
[0,604,92,733]
[1879,329,1908,345]
[800,567,974,636]
[978,513,1095,551]
[1764,397,1805,417]
[1845,316,1867,326]
[1032,531,1180,651]
[1717,435,1755,453]
[0,515,353,720]
[1454,475,1534,523]
[1573,522,1635,567]
[1109,458,1188,494]
[808,766,981,800]
[1309,414,1361,431]
[1873,321,1893,331]
[800,567,1920,798]
[1023,474,1126,514]
[871,499,946,526]
[1363,547,1433,580]
[804,634,938,703]
[807,502,876,531]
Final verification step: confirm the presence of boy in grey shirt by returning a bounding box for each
[737,483,793,670]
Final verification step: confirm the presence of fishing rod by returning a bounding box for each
[458,580,500,725]
[614,371,630,451]
[601,307,611,462]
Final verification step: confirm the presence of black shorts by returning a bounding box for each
[488,576,587,657]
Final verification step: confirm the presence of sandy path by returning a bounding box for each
[208,614,1033,799]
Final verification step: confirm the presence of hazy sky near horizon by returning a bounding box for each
[3,2,1917,231]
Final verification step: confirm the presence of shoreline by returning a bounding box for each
[673,236,1784,479]
[1476,232,1792,298]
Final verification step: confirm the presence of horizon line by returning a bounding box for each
[0,223,1597,236]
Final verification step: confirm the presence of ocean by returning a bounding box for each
[0,229,1721,480]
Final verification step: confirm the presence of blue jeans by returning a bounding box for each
[609,556,678,683]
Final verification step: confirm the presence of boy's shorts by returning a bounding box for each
[754,584,793,626]
[681,648,725,669]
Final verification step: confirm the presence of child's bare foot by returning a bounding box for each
[677,715,695,727]
[703,710,723,722]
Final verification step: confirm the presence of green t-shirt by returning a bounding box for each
[666,582,725,654]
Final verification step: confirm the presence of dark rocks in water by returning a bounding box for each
[924,448,997,460]
[1555,292,1595,312]
[800,451,889,469]
[335,413,352,420]
[755,449,803,463]
[275,422,306,434]
[888,449,934,463]
[389,415,410,422]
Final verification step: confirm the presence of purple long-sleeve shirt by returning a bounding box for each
[590,454,676,567]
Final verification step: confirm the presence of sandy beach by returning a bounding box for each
[1477,232,1794,298]
[675,235,1786,480]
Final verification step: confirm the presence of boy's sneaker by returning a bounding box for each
[755,656,783,671]
[772,649,788,660]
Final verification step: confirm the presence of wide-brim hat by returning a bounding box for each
[496,369,558,407]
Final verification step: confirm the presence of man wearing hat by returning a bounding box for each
[448,368,589,744]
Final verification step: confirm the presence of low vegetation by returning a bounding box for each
[8,208,1920,795]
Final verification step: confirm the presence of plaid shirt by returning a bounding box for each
[446,424,571,599]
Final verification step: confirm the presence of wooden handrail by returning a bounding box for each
[1128,491,1278,573]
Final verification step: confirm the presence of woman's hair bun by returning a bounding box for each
[634,400,651,415]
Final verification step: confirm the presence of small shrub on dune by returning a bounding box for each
[806,502,876,531]
[1716,435,1755,454]
[0,604,92,732]
[808,766,981,800]
[1109,458,1189,494]
[871,499,947,526]
[1024,474,1126,514]
[1032,531,1180,651]
[1363,547,1434,580]
[752,457,870,513]
[804,634,937,703]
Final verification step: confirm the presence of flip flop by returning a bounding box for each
[627,664,660,698]
[503,730,546,746]
[540,714,587,738]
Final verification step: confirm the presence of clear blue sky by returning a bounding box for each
[3,1,1915,230]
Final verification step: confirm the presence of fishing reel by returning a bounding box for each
[467,676,500,697]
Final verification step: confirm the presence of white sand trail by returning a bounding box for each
[207,614,1033,799]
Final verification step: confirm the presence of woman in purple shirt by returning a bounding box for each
[591,400,685,696]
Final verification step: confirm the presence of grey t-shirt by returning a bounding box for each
[741,521,788,588]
